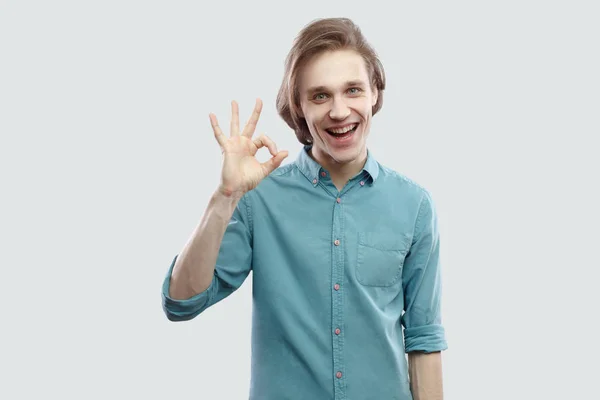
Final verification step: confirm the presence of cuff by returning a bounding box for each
[161,255,213,321]
[404,324,448,353]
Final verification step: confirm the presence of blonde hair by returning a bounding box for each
[276,17,386,145]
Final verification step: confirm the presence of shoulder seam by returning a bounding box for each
[380,164,429,195]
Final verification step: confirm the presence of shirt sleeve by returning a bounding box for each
[161,193,253,321]
[400,189,448,353]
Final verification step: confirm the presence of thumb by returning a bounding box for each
[261,151,289,175]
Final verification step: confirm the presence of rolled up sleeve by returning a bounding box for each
[161,194,253,321]
[401,190,448,353]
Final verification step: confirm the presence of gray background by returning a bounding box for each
[1,0,598,399]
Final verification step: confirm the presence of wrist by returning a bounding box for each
[211,187,243,213]
[216,184,243,199]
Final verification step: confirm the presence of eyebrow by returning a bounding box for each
[306,80,367,95]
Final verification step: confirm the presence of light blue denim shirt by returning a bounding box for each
[162,145,448,400]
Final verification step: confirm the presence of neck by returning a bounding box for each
[309,146,367,190]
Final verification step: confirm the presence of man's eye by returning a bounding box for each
[348,87,362,94]
[313,93,327,100]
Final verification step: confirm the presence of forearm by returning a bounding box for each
[408,351,443,400]
[168,189,242,300]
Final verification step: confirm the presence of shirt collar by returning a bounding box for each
[295,145,380,185]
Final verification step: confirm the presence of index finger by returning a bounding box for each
[241,98,263,138]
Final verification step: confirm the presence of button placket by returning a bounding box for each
[331,184,346,398]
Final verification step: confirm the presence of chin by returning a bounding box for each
[326,143,365,164]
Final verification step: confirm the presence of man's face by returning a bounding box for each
[298,49,378,166]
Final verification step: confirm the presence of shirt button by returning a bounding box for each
[336,371,343,379]
[360,181,365,186]
[335,328,341,335]
[312,178,317,184]
[321,171,327,177]
[336,198,341,203]
[334,284,340,291]
[334,239,340,246]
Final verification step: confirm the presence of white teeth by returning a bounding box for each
[328,124,357,134]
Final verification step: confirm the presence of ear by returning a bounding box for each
[371,86,379,107]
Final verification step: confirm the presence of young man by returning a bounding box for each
[162,17,448,400]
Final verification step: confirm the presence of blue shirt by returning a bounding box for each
[162,145,448,400]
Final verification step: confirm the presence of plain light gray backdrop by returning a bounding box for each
[1,1,598,399]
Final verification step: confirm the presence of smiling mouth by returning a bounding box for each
[325,123,359,137]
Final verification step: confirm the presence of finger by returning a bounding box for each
[252,134,278,157]
[261,151,289,175]
[209,113,226,147]
[230,100,240,136]
[241,98,263,138]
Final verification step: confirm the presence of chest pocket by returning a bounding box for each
[356,231,412,287]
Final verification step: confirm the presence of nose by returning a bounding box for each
[328,96,351,120]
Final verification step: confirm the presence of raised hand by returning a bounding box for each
[210,98,289,199]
